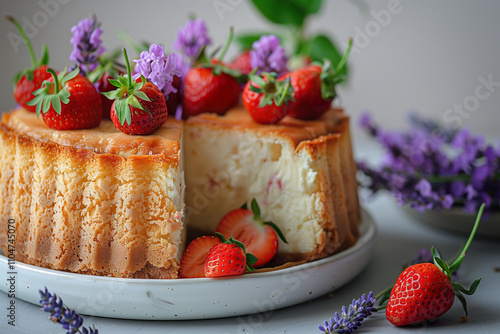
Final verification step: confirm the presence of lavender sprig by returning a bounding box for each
[133,44,185,99]
[69,15,105,76]
[39,287,98,334]
[319,292,376,333]
[250,34,288,75]
[172,19,211,59]
[358,112,500,213]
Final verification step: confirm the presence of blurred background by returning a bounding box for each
[1,0,499,143]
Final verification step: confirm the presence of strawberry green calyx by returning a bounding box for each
[102,48,151,126]
[199,27,248,84]
[318,38,352,101]
[6,15,49,85]
[249,198,288,243]
[27,67,79,117]
[249,72,295,109]
[214,232,258,272]
[431,203,484,316]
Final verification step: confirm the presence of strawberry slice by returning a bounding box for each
[179,236,221,278]
[215,199,287,267]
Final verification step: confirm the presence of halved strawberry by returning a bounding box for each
[179,236,221,278]
[215,199,287,267]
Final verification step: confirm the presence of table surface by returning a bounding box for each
[1,140,499,334]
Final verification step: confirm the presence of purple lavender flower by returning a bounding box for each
[69,15,105,75]
[357,112,500,214]
[250,35,288,75]
[38,287,98,334]
[172,19,211,59]
[133,44,183,99]
[319,292,376,333]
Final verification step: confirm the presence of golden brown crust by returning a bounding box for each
[0,110,183,279]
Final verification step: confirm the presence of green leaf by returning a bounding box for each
[240,202,248,210]
[431,246,441,260]
[453,278,482,296]
[215,232,227,243]
[127,96,144,111]
[133,90,151,103]
[455,290,469,316]
[434,257,450,278]
[250,0,322,26]
[108,79,122,88]
[42,96,51,114]
[38,44,49,66]
[264,221,288,243]
[307,34,348,77]
[251,198,261,218]
[51,95,61,115]
[246,253,259,267]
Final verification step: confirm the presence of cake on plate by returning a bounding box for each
[0,106,359,278]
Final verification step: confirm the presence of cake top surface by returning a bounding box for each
[187,105,343,148]
[2,108,182,158]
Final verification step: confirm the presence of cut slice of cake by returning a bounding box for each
[185,106,360,263]
[0,108,185,278]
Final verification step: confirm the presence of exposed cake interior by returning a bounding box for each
[185,106,359,262]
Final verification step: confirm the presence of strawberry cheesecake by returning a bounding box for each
[0,105,359,278]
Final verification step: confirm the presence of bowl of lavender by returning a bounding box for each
[357,112,500,237]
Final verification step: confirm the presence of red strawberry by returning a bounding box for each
[7,16,52,113]
[182,61,240,118]
[281,40,352,120]
[179,236,221,278]
[182,27,245,118]
[229,50,252,75]
[386,204,484,326]
[242,73,294,124]
[103,49,168,135]
[203,235,258,278]
[97,71,118,119]
[27,68,102,130]
[215,199,287,267]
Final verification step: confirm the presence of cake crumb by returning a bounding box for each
[460,316,468,323]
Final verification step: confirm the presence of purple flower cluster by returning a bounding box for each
[250,35,288,75]
[358,112,500,213]
[39,287,98,334]
[133,44,185,98]
[319,292,376,333]
[172,19,211,59]
[70,15,104,75]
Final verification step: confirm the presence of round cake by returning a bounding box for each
[0,106,360,278]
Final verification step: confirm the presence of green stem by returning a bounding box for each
[47,68,59,94]
[218,26,234,62]
[276,77,291,107]
[6,16,37,67]
[449,203,485,272]
[122,48,132,88]
[334,38,352,73]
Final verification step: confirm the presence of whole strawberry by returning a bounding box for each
[182,27,245,118]
[203,234,258,278]
[103,49,168,135]
[7,16,52,113]
[216,199,287,267]
[242,73,294,124]
[281,40,352,120]
[386,204,483,326]
[27,68,102,130]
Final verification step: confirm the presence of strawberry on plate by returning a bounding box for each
[242,73,295,124]
[182,27,246,118]
[179,236,221,278]
[280,39,352,120]
[7,16,52,113]
[385,204,483,326]
[27,67,102,130]
[203,234,258,278]
[102,49,168,135]
[215,199,287,267]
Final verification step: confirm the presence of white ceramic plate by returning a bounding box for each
[400,205,500,238]
[0,210,375,320]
